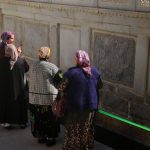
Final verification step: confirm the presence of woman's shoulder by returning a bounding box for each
[40,61,59,71]
[91,66,101,75]
[67,66,78,71]
[7,43,17,50]
[64,66,82,77]
[66,66,81,73]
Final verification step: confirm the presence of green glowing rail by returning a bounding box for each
[98,109,150,132]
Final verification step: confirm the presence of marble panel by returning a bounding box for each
[59,25,80,71]
[98,0,135,11]
[23,21,49,58]
[51,0,98,7]
[49,24,59,65]
[15,18,23,48]
[130,102,150,124]
[92,31,135,87]
[3,16,15,34]
[17,0,52,2]
[17,0,98,7]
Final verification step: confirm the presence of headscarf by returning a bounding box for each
[1,31,14,43]
[76,50,92,76]
[38,46,51,59]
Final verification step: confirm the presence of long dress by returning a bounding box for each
[8,56,29,124]
[58,66,103,150]
[0,42,12,123]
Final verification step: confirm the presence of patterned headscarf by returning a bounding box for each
[38,47,51,59]
[76,50,92,76]
[1,31,14,43]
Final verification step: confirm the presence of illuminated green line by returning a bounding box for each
[98,109,150,132]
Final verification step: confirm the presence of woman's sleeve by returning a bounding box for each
[23,58,29,72]
[5,44,18,70]
[53,70,63,88]
[97,76,103,89]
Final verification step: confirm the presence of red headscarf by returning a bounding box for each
[76,50,92,76]
[1,31,14,43]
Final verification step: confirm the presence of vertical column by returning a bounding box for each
[49,23,59,66]
[147,39,150,97]
[134,35,149,96]
[80,26,90,53]
[0,9,2,34]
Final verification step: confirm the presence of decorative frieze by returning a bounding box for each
[6,1,148,20]
[140,0,150,7]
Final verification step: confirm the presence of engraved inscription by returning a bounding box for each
[140,0,150,7]
[93,32,135,87]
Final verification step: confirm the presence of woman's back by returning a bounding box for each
[64,66,100,112]
[29,60,58,105]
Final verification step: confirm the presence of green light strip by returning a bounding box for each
[98,109,150,132]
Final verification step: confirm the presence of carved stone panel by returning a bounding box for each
[137,0,150,12]
[92,32,135,87]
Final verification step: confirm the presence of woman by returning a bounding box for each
[9,46,29,128]
[29,47,62,147]
[0,31,18,128]
[59,50,103,150]
[0,31,18,70]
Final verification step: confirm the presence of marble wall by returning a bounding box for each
[0,0,150,146]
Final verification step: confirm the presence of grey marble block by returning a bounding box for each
[93,32,135,87]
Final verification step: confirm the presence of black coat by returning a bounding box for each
[0,50,29,124]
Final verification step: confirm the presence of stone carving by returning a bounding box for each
[140,0,150,7]
[93,32,135,87]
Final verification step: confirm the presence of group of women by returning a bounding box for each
[0,31,103,150]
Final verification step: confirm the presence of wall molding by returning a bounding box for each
[1,1,150,20]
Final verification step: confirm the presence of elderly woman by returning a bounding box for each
[0,31,18,128]
[0,31,18,70]
[58,50,103,150]
[9,46,29,128]
[29,47,62,147]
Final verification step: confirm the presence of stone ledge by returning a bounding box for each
[95,112,150,147]
[1,1,150,20]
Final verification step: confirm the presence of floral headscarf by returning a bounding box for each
[1,31,14,43]
[38,47,51,59]
[76,50,92,76]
